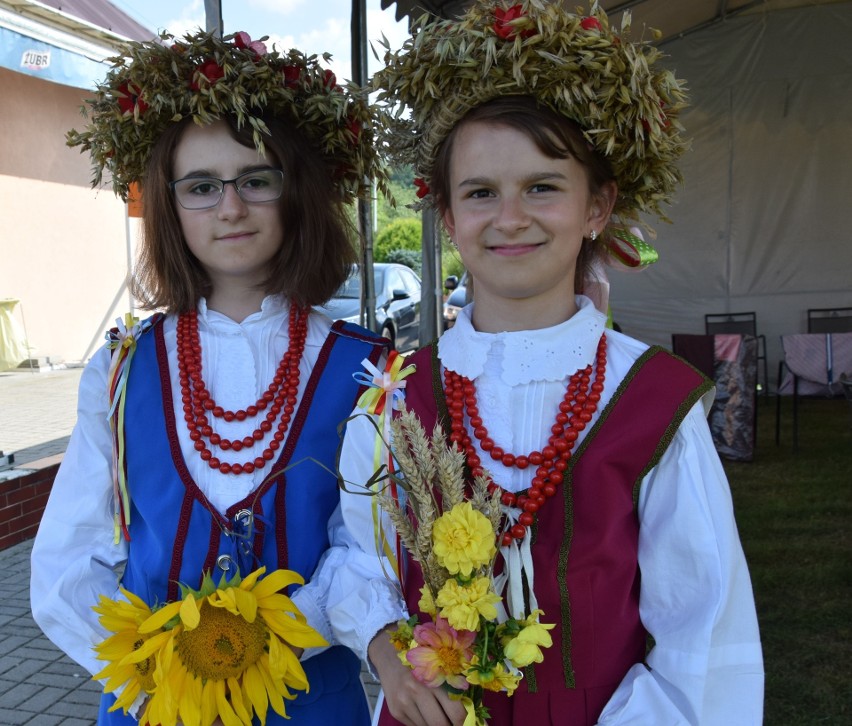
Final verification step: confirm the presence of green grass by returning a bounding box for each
[725,396,852,724]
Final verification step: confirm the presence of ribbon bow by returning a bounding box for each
[606,227,659,269]
[353,351,416,580]
[105,312,161,543]
[354,350,415,418]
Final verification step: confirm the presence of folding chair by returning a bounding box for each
[704,312,768,397]
[807,307,852,333]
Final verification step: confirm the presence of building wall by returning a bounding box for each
[0,66,134,366]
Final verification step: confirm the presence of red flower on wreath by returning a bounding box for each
[232,31,267,57]
[281,65,301,88]
[190,60,225,90]
[116,82,148,115]
[580,17,603,32]
[493,4,534,41]
[346,117,362,142]
[414,177,430,199]
[322,69,337,90]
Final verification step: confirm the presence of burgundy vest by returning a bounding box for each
[379,344,711,725]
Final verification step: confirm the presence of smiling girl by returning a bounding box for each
[329,3,764,725]
[31,30,387,725]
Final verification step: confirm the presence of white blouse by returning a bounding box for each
[30,296,348,679]
[328,297,764,725]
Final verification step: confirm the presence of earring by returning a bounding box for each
[590,230,597,241]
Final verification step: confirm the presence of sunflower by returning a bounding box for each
[92,586,172,715]
[95,567,327,726]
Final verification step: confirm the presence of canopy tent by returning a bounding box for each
[0,0,153,89]
[381,0,852,385]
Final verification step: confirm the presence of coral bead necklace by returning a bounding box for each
[444,334,607,546]
[176,303,309,475]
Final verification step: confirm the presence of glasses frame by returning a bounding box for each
[169,168,285,210]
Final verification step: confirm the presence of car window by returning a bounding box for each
[385,269,404,293]
[336,271,360,298]
[400,269,421,294]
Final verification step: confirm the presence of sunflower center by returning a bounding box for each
[176,603,268,680]
[132,637,156,691]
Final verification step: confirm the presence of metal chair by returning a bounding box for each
[704,312,768,397]
[807,307,852,333]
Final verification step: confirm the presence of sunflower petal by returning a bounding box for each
[233,587,258,623]
[258,655,287,717]
[243,663,269,725]
[261,610,328,648]
[227,676,253,725]
[200,678,218,726]
[251,569,305,600]
[214,679,244,726]
[178,672,204,726]
[239,566,266,590]
[139,600,182,633]
[180,593,202,629]
[118,630,171,664]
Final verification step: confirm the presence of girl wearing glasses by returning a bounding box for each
[31,31,387,725]
[330,3,763,725]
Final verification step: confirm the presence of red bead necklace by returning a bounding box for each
[176,303,309,475]
[444,334,607,546]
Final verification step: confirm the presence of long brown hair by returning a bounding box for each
[431,96,616,294]
[132,115,356,313]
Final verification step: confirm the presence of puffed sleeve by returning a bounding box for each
[326,410,408,667]
[30,346,128,677]
[598,402,764,725]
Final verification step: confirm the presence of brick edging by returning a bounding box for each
[0,458,61,551]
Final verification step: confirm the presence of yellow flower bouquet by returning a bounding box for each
[376,408,554,725]
[92,566,327,725]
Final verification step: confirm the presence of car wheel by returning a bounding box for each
[381,323,395,348]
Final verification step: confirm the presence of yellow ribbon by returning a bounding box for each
[105,312,159,544]
[354,352,416,579]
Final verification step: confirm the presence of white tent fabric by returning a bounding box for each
[608,3,852,389]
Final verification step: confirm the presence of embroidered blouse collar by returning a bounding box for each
[437,296,607,386]
[196,294,288,327]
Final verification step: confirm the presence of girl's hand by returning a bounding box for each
[368,629,467,726]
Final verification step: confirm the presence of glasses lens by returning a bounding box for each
[171,169,284,209]
[236,169,284,203]
[172,178,223,210]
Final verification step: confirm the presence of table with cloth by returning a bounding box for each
[775,332,852,447]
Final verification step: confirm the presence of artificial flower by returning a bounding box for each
[232,30,267,56]
[493,4,535,41]
[432,502,496,577]
[436,577,501,632]
[502,609,555,668]
[115,82,148,116]
[191,60,225,90]
[405,617,475,690]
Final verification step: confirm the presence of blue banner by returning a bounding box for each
[0,26,108,90]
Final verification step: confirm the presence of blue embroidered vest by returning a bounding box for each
[98,318,386,725]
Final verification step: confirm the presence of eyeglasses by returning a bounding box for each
[169,169,284,210]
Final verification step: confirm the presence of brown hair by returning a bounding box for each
[431,96,615,294]
[132,114,356,313]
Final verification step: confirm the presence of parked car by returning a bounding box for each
[443,271,469,329]
[319,263,422,351]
